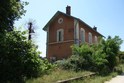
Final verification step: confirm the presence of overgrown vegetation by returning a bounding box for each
[1,0,124,83]
[72,64,124,83]
[0,30,54,83]
[0,0,28,31]
[0,0,54,83]
[56,36,123,74]
[118,51,124,63]
[26,68,92,83]
[71,72,118,83]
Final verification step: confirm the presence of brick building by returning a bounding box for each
[43,6,103,61]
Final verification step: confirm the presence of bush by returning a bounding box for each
[114,65,123,74]
[56,55,82,71]
[57,44,108,72]
[118,51,124,63]
[0,31,54,83]
[56,36,123,74]
[71,44,93,70]
[103,36,123,71]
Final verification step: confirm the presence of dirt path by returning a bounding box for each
[105,73,124,83]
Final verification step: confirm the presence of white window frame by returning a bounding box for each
[88,32,92,44]
[57,29,64,42]
[80,28,85,43]
[74,19,79,45]
[94,36,98,43]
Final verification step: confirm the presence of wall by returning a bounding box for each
[47,14,74,60]
[47,13,102,61]
[79,21,100,43]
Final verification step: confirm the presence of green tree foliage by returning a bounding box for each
[57,36,123,74]
[71,43,108,72]
[0,0,54,82]
[0,30,53,83]
[118,51,124,63]
[0,0,28,31]
[71,44,93,70]
[103,36,123,70]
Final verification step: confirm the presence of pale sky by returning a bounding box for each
[15,0,124,57]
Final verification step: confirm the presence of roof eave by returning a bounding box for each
[43,10,104,37]
[42,11,61,31]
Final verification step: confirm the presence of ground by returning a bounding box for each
[105,73,124,83]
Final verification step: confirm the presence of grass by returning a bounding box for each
[26,68,92,83]
[26,64,124,83]
[71,72,118,83]
[71,64,124,83]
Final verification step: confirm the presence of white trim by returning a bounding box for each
[76,22,79,39]
[74,19,79,45]
[88,32,92,44]
[49,40,74,45]
[94,36,98,43]
[80,28,85,43]
[57,29,64,42]
[58,18,63,24]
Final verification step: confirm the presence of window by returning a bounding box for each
[88,32,92,44]
[74,20,79,45]
[58,18,63,24]
[94,36,98,43]
[80,28,85,43]
[57,29,64,42]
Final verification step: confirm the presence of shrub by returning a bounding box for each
[114,65,123,74]
[56,55,82,71]
[56,36,123,75]
[71,44,93,69]
[103,36,123,71]
[0,31,54,83]
[118,51,124,63]
[57,44,108,72]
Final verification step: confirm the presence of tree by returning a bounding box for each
[103,36,123,70]
[57,36,123,74]
[0,0,28,31]
[0,30,53,83]
[0,1,54,82]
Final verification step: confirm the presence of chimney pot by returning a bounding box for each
[66,5,71,15]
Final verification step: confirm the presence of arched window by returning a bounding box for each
[80,28,85,43]
[74,20,79,45]
[94,36,98,43]
[88,32,92,44]
[57,29,64,42]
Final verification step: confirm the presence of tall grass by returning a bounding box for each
[71,72,118,83]
[26,64,124,83]
[26,68,92,83]
[72,64,124,83]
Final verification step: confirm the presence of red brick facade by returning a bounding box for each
[47,14,74,60]
[43,6,103,61]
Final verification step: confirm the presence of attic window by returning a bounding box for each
[58,18,63,24]
[57,29,64,42]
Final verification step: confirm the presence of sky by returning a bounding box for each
[15,0,124,57]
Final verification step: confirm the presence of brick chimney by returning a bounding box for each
[93,26,97,31]
[66,5,71,15]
